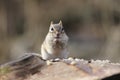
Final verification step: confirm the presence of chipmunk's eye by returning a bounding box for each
[61,27,64,32]
[50,27,54,32]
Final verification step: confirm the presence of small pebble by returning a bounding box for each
[75,58,80,62]
[70,60,77,65]
[68,57,74,61]
[54,58,60,62]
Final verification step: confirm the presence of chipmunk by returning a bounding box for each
[41,20,69,60]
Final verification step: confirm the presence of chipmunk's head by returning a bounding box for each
[49,20,65,39]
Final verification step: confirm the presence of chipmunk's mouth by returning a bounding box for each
[54,37,60,39]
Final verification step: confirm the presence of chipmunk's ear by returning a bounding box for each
[50,21,53,25]
[59,20,62,25]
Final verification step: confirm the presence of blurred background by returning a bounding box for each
[0,0,120,64]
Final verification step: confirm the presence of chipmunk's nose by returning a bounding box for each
[56,32,60,37]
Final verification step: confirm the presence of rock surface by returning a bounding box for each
[0,53,120,80]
